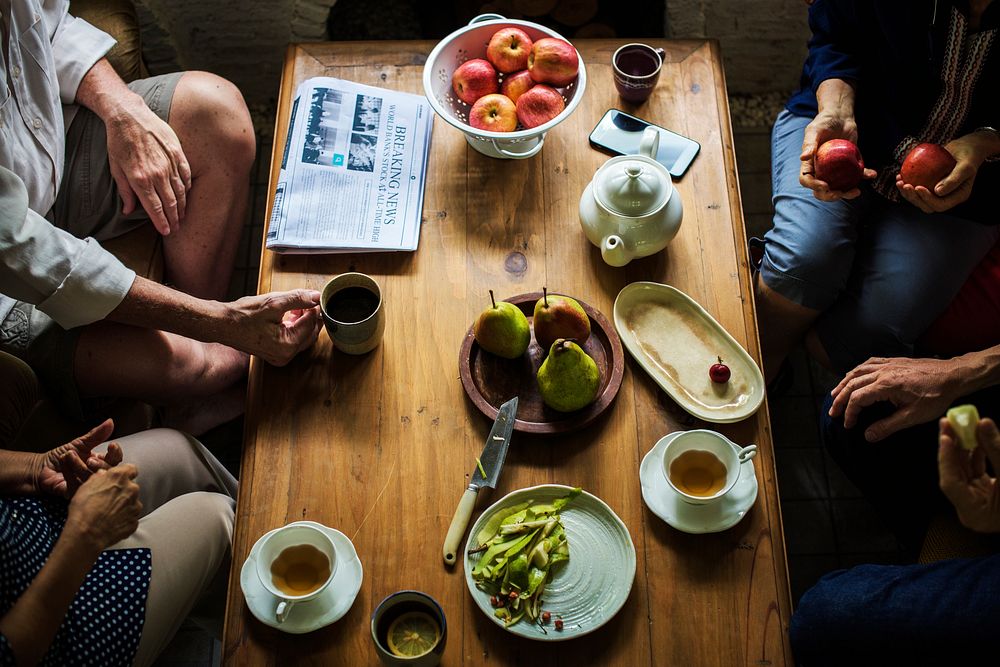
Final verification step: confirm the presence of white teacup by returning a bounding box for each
[660,429,757,505]
[254,523,338,623]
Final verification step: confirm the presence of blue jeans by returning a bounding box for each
[790,554,1000,665]
[761,111,1000,374]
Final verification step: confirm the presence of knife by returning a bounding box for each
[442,397,518,565]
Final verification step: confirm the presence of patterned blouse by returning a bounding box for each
[0,497,151,666]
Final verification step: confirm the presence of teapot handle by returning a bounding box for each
[639,126,660,160]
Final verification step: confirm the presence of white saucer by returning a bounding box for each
[640,432,758,534]
[240,521,363,634]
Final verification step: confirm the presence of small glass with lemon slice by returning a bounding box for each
[371,591,446,666]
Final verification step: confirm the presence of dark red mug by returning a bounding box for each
[612,43,666,104]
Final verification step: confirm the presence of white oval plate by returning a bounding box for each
[464,484,635,641]
[614,282,765,423]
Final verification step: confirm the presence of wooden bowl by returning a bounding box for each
[459,292,625,434]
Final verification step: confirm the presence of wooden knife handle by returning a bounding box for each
[443,486,478,565]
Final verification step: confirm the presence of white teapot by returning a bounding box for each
[579,127,683,267]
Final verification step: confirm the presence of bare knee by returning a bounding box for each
[171,71,256,175]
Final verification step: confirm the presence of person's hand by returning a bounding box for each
[895,133,992,213]
[106,95,192,236]
[938,417,1000,533]
[228,290,324,366]
[33,419,123,498]
[64,465,142,554]
[829,356,963,442]
[799,110,877,201]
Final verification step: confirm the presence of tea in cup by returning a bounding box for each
[321,272,385,354]
[612,43,667,104]
[661,429,757,505]
[254,523,338,623]
[371,590,447,666]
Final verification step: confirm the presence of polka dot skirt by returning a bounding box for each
[0,497,151,666]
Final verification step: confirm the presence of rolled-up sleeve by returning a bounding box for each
[0,167,134,329]
[42,0,116,104]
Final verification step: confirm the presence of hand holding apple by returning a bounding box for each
[814,139,865,192]
[895,137,985,213]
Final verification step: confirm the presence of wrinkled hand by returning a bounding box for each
[895,134,990,213]
[799,111,877,201]
[938,418,1000,533]
[34,419,123,498]
[829,356,962,442]
[229,290,324,366]
[106,96,192,236]
[65,465,142,553]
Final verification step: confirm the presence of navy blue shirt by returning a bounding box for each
[0,497,151,666]
[787,0,1000,223]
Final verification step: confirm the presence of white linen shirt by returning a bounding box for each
[0,0,135,329]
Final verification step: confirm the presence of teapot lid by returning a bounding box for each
[593,156,670,217]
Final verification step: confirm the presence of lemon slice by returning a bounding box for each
[386,611,440,658]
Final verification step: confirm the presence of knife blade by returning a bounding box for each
[442,397,518,565]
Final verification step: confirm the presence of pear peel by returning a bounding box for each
[947,404,980,451]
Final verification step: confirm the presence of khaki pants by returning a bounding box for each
[0,351,237,667]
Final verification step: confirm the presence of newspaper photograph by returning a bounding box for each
[267,77,433,253]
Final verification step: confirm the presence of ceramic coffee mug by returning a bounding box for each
[320,272,385,355]
[254,523,338,623]
[612,43,666,104]
[661,429,757,506]
[371,590,447,666]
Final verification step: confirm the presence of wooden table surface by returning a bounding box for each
[223,39,792,666]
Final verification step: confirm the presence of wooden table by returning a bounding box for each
[223,39,792,666]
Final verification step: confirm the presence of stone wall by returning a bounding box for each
[667,0,809,94]
[135,0,339,124]
[135,0,809,125]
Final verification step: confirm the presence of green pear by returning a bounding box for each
[533,287,591,352]
[474,290,531,359]
[536,339,600,412]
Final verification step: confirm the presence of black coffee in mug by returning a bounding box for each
[326,286,379,323]
[615,47,660,76]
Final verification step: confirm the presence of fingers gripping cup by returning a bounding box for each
[661,430,757,505]
[321,272,385,355]
[255,524,338,623]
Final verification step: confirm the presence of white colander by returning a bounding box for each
[423,14,587,159]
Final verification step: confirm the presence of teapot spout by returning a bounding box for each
[601,235,630,267]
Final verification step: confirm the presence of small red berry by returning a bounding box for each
[542,611,551,623]
[490,596,499,607]
[709,356,731,383]
[554,618,564,631]
[508,591,518,601]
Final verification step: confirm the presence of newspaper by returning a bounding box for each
[266,77,433,253]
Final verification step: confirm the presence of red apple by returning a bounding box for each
[814,139,865,191]
[452,59,499,105]
[486,27,533,73]
[500,69,535,103]
[900,143,957,190]
[469,94,518,132]
[527,37,579,87]
[515,84,564,129]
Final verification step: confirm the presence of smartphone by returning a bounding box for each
[589,109,700,178]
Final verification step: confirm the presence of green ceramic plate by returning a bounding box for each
[464,484,636,640]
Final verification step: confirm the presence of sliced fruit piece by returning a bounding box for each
[947,404,981,451]
[387,611,440,658]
